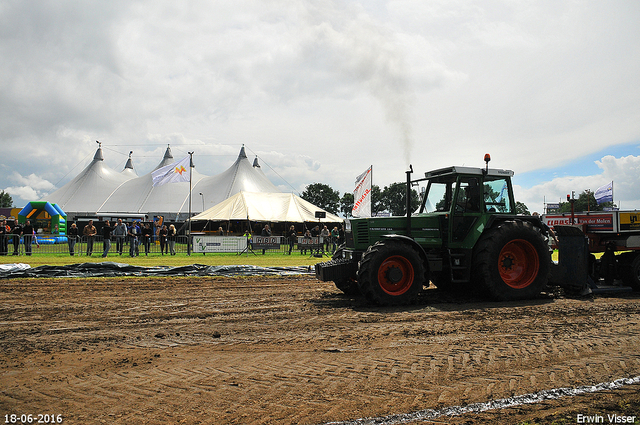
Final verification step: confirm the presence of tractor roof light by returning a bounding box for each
[484,153,491,174]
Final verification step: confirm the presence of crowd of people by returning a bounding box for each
[0,217,344,257]
[67,219,180,257]
[0,218,38,256]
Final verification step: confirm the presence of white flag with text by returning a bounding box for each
[151,156,191,187]
[352,166,372,217]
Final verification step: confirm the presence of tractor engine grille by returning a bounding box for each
[354,221,370,246]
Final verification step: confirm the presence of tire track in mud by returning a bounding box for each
[1,277,639,424]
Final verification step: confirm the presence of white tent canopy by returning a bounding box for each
[43,145,341,223]
[44,146,134,216]
[191,147,281,209]
[191,191,342,223]
[97,146,206,218]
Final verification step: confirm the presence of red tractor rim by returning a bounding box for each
[377,255,415,295]
[498,239,539,289]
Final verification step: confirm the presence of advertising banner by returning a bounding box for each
[193,236,246,253]
[297,236,322,250]
[543,213,615,232]
[251,236,281,250]
[620,212,640,232]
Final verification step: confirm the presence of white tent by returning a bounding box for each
[191,191,342,223]
[98,146,206,219]
[191,146,281,210]
[41,145,298,221]
[43,146,134,216]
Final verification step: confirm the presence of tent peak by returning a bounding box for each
[238,145,247,159]
[124,151,135,170]
[252,156,261,168]
[163,145,174,160]
[92,146,104,162]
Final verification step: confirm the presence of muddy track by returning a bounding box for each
[1,276,639,424]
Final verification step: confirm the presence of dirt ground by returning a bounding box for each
[1,275,639,425]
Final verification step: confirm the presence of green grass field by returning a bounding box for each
[0,251,328,268]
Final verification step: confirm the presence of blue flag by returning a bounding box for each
[594,182,613,205]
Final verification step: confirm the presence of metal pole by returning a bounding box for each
[187,152,194,255]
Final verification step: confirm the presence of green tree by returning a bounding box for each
[380,183,420,216]
[340,192,354,217]
[0,190,13,208]
[558,190,615,213]
[301,183,340,215]
[370,185,382,216]
[515,201,530,215]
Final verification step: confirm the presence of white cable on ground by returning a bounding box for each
[324,375,640,425]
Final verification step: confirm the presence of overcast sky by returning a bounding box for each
[1,0,639,213]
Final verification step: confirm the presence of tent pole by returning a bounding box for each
[187,152,194,256]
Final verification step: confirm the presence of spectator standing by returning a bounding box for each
[243,229,252,252]
[67,223,79,256]
[167,224,177,255]
[83,220,97,256]
[331,226,340,253]
[159,225,168,255]
[260,224,271,254]
[112,219,127,255]
[23,220,34,256]
[320,225,330,253]
[141,223,153,256]
[287,225,296,255]
[12,220,22,255]
[301,228,312,255]
[128,221,140,257]
[102,220,112,258]
[0,219,7,255]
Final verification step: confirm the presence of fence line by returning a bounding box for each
[0,234,340,256]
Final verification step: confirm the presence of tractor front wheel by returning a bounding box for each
[357,240,425,305]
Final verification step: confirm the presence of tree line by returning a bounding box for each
[0,191,13,208]
[300,183,614,218]
[552,190,616,213]
[300,182,420,218]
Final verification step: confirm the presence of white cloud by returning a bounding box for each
[1,1,639,211]
[2,172,56,206]
[515,154,640,213]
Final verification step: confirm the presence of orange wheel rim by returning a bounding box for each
[498,239,539,289]
[377,255,415,295]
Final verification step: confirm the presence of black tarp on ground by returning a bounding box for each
[0,262,313,279]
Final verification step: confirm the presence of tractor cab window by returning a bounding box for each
[455,178,481,213]
[483,177,512,213]
[422,181,454,213]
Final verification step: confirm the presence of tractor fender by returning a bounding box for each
[380,234,431,274]
[485,215,547,235]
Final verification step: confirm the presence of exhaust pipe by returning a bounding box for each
[406,164,413,238]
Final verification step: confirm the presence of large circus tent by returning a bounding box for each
[41,145,337,227]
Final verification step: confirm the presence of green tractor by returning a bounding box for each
[315,156,551,304]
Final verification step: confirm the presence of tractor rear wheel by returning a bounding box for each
[357,240,425,305]
[473,221,550,300]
